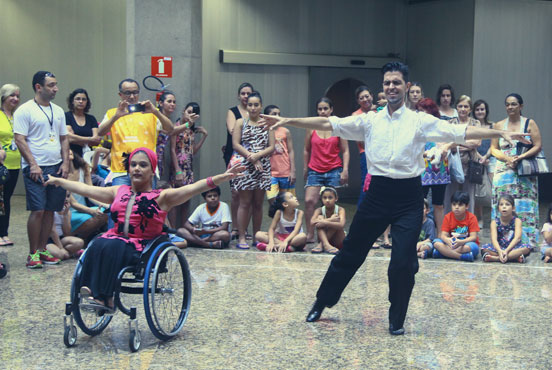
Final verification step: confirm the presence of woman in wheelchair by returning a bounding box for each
[46,147,244,313]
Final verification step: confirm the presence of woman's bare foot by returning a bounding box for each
[311,243,323,253]
[323,243,339,254]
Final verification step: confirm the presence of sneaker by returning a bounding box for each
[38,249,60,265]
[26,252,43,269]
[460,252,474,262]
[432,248,443,259]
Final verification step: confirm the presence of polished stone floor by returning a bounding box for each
[1,196,551,369]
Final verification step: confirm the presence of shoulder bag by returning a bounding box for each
[516,118,550,177]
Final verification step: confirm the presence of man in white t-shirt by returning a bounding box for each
[177,187,231,249]
[14,71,69,269]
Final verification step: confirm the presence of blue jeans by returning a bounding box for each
[433,238,479,258]
[357,153,367,207]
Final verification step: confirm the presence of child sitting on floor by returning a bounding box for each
[481,194,531,263]
[255,192,307,252]
[46,193,85,260]
[432,191,479,262]
[177,186,231,249]
[417,199,436,259]
[311,186,346,254]
[540,204,552,263]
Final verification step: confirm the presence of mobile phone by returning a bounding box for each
[192,105,200,115]
[128,103,145,113]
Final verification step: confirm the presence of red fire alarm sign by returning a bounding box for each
[151,56,173,78]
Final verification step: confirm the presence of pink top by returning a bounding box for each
[102,185,167,252]
[270,127,291,177]
[308,131,342,173]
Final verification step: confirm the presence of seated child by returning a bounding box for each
[255,192,307,252]
[432,191,480,262]
[481,194,531,263]
[46,194,85,260]
[311,186,346,254]
[417,199,436,259]
[264,105,296,205]
[540,204,552,263]
[177,186,231,249]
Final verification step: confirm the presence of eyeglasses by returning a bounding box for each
[44,72,54,77]
[120,90,140,96]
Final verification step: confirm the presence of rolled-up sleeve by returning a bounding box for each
[419,113,467,144]
[329,114,368,141]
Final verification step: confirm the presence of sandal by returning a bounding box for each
[311,244,323,254]
[482,252,491,262]
[324,245,339,255]
[2,237,13,246]
[0,263,7,279]
[382,243,392,249]
[208,241,223,249]
[231,229,239,240]
[518,254,526,264]
[371,243,380,249]
[236,243,250,250]
[245,233,253,241]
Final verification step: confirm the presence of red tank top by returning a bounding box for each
[308,131,342,173]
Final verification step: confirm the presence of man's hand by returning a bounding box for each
[142,100,155,114]
[115,100,129,118]
[259,114,287,131]
[58,162,70,179]
[29,163,43,182]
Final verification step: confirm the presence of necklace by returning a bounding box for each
[34,99,54,129]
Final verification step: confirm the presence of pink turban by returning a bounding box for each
[128,147,157,173]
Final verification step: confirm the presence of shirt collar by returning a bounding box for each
[385,103,407,120]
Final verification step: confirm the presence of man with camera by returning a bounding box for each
[14,71,70,269]
[98,78,173,186]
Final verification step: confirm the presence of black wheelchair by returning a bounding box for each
[63,235,191,352]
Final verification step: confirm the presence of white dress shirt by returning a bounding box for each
[329,104,467,179]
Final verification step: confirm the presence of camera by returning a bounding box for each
[192,105,200,115]
[128,103,145,113]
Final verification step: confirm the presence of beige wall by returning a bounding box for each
[406,0,475,103]
[1,0,127,194]
[472,0,552,158]
[200,0,407,200]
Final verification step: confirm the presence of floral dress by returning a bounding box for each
[492,118,539,246]
[230,119,271,191]
[170,121,194,186]
[482,216,531,252]
[156,131,170,177]
[421,142,450,186]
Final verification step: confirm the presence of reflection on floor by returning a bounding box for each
[1,196,551,369]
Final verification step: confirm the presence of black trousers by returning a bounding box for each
[0,169,19,237]
[316,176,423,328]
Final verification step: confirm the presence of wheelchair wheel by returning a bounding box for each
[71,256,113,336]
[143,244,191,341]
[64,325,77,347]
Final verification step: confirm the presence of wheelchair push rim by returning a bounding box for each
[143,243,191,341]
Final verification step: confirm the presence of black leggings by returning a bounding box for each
[422,184,447,206]
[0,169,19,237]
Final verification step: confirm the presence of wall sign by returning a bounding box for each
[151,56,173,78]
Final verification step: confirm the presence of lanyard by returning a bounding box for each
[34,99,54,129]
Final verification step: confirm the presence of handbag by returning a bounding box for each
[466,153,484,184]
[0,165,10,185]
[448,150,464,184]
[516,118,550,177]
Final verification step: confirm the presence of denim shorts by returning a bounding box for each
[22,163,67,212]
[305,167,342,188]
[267,176,296,199]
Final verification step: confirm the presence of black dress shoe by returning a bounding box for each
[388,324,405,335]
[306,301,325,322]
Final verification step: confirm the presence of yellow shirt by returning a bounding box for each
[0,110,21,169]
[104,108,158,173]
